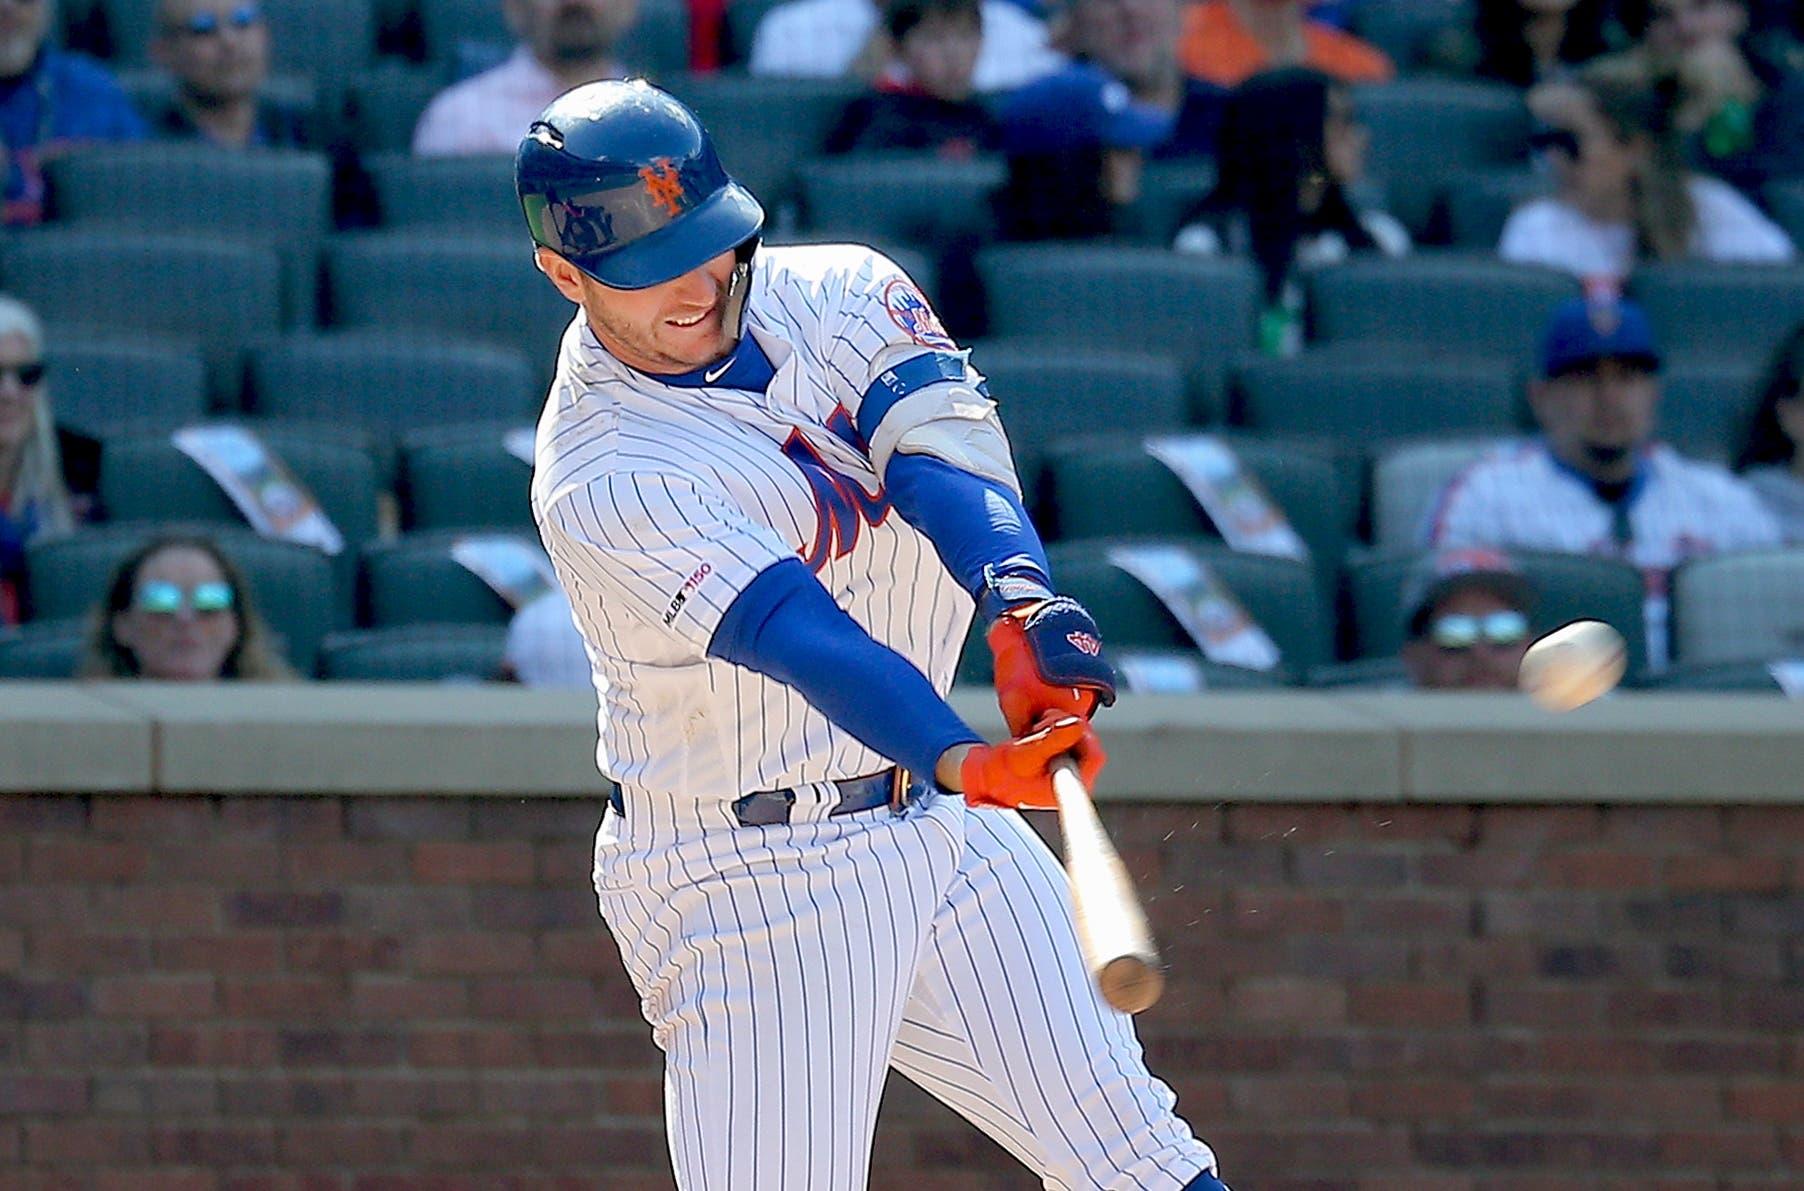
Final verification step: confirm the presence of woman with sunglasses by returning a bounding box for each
[81,534,293,681]
[0,295,99,626]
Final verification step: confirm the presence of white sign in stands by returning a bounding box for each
[171,425,345,556]
[1143,434,1308,562]
[1114,651,1211,694]
[450,534,557,611]
[1105,542,1282,672]
[503,426,537,466]
[1767,660,1804,698]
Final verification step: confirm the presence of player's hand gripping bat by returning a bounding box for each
[1050,757,1165,1015]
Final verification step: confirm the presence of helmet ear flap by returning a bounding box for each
[722,235,761,340]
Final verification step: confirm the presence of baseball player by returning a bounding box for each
[516,80,1229,1191]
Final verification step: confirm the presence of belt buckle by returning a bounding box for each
[733,789,795,827]
[889,767,909,813]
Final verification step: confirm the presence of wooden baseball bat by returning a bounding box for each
[1050,757,1165,1014]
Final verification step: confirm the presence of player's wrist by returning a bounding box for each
[935,742,978,791]
[976,563,1054,624]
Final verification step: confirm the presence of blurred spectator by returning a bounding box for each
[750,0,1061,92]
[1624,0,1804,192]
[146,0,312,148]
[1426,295,1779,664]
[993,0,1223,240]
[1,0,145,224]
[0,296,98,627]
[414,0,639,156]
[1177,0,1394,89]
[824,0,998,154]
[500,586,592,689]
[1400,548,1537,690]
[80,534,295,681]
[1735,323,1804,541]
[1173,68,1408,355]
[1473,0,1618,87]
[1499,58,1793,282]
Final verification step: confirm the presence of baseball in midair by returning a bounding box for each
[1518,620,1627,711]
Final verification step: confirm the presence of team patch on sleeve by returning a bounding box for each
[881,277,956,349]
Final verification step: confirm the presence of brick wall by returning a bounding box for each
[2,794,1799,1190]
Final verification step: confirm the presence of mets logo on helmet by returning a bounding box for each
[639,158,687,218]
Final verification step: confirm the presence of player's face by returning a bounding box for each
[112,546,242,682]
[564,248,741,375]
[0,0,51,79]
[514,0,639,67]
[1403,588,1530,691]
[1532,358,1660,483]
[1070,0,1181,91]
[0,330,42,455]
[899,12,982,103]
[155,0,270,103]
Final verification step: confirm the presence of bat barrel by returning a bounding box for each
[1050,758,1166,1015]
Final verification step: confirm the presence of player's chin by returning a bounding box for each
[661,311,729,363]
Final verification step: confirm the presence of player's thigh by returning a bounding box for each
[902,808,1214,1190]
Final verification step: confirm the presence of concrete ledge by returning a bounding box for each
[2,683,1798,803]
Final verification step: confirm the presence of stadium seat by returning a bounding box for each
[971,346,1189,502]
[1123,160,1217,245]
[663,75,882,210]
[1628,262,1804,366]
[246,332,539,434]
[1353,0,1474,72]
[319,624,507,682]
[23,524,338,674]
[1232,349,1522,442]
[0,620,87,680]
[1042,434,1351,590]
[722,0,787,64]
[976,245,1259,414]
[419,0,689,77]
[1370,436,1515,550]
[1,231,282,402]
[1768,180,1804,249]
[344,64,445,154]
[1346,547,1650,674]
[45,144,332,328]
[102,0,376,98]
[765,233,941,301]
[955,627,1286,691]
[1670,548,1804,667]
[1306,655,1411,688]
[42,337,209,438]
[324,232,574,388]
[364,152,517,234]
[1354,78,1530,238]
[398,424,536,533]
[1658,357,1763,463]
[1443,167,1541,248]
[1636,659,1788,693]
[1309,254,1579,366]
[1046,538,1330,676]
[799,153,1003,244]
[361,531,532,627]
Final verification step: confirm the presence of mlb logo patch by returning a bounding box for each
[882,278,955,349]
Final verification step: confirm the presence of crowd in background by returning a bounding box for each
[1,0,1802,693]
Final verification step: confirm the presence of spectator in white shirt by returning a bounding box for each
[414,0,638,156]
[749,0,1062,92]
[501,586,593,690]
[1499,56,1793,283]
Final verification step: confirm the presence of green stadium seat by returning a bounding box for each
[43,337,209,437]
[1354,78,1530,238]
[0,620,87,680]
[1353,0,1474,72]
[765,233,941,302]
[420,0,689,76]
[1046,538,1330,676]
[663,75,867,210]
[246,332,539,434]
[325,231,574,388]
[1121,160,1217,245]
[399,424,535,533]
[1636,660,1788,693]
[973,347,1189,503]
[1659,357,1763,463]
[102,0,376,99]
[1767,180,1804,249]
[1306,656,1411,688]
[319,624,507,682]
[1443,167,1541,248]
[344,64,445,154]
[1346,548,1650,674]
[24,524,338,674]
[1628,262,1804,366]
[1670,548,1804,667]
[1232,349,1522,442]
[975,245,1260,415]
[361,531,532,627]
[800,153,1003,244]
[1309,254,1578,366]
[1370,436,1514,550]
[364,152,518,234]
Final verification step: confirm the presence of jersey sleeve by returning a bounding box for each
[540,468,795,654]
[818,248,977,432]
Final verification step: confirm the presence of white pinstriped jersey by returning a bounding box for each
[1425,439,1781,662]
[531,244,980,800]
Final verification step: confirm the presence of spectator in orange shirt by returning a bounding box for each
[1178,0,1393,88]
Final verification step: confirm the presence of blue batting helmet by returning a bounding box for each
[515,80,764,290]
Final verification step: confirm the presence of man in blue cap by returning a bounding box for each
[1426,294,1778,667]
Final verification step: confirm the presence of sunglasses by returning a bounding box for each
[1,361,45,386]
[174,3,262,35]
[1429,610,1529,652]
[134,580,236,615]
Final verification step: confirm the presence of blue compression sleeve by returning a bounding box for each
[883,451,1051,598]
[707,559,982,781]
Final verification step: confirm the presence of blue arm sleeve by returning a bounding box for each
[884,451,1052,601]
[707,558,982,781]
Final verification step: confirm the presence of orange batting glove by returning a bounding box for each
[959,714,1107,811]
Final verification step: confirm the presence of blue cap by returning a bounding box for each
[1540,296,1662,378]
[998,62,1177,155]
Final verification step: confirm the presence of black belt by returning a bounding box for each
[608,767,917,827]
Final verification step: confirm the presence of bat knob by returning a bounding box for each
[1098,956,1165,1014]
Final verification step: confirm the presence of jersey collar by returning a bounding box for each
[1541,437,1651,506]
[652,332,778,393]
